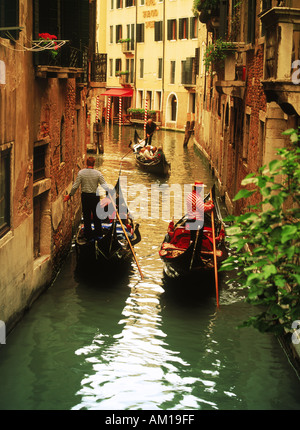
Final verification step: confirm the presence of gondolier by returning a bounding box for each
[145,118,159,145]
[186,181,214,241]
[64,157,112,240]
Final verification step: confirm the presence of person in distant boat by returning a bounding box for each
[145,118,159,145]
[140,145,157,160]
[63,156,112,240]
[186,181,214,241]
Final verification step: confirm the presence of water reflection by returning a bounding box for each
[0,125,299,411]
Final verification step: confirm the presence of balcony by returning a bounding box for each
[259,7,300,115]
[215,43,247,99]
[120,39,134,56]
[34,43,87,80]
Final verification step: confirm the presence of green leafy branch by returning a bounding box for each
[220,128,300,335]
[203,38,235,71]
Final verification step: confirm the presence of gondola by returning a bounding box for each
[133,130,171,176]
[159,186,226,279]
[75,179,141,272]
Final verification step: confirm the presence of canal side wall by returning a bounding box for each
[0,1,87,335]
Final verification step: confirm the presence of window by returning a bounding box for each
[141,0,145,5]
[130,58,134,83]
[140,59,144,78]
[247,0,256,44]
[136,23,144,43]
[0,147,11,237]
[0,0,20,40]
[126,58,134,83]
[190,17,198,39]
[110,26,113,43]
[158,58,162,79]
[111,0,114,9]
[116,0,123,8]
[116,25,122,43]
[170,61,176,84]
[33,144,47,182]
[126,0,135,6]
[126,23,135,50]
[154,21,163,42]
[181,58,195,85]
[109,59,113,77]
[179,18,189,40]
[167,19,177,41]
[115,58,122,75]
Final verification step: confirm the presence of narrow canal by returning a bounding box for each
[0,126,299,411]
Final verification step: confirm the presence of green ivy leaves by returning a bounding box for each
[220,129,300,335]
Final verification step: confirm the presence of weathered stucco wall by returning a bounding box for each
[0,0,87,333]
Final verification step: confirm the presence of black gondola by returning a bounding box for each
[75,179,141,272]
[133,130,171,176]
[159,186,226,279]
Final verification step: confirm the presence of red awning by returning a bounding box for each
[102,88,133,97]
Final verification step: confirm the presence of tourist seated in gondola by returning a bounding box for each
[139,145,157,161]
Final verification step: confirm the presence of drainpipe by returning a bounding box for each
[162,0,165,125]
[134,1,137,108]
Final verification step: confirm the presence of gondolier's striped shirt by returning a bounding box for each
[69,168,110,196]
[186,191,204,220]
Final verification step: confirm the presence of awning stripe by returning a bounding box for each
[102,88,133,97]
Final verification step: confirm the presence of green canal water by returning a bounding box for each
[0,126,299,410]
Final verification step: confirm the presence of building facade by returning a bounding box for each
[193,0,300,215]
[102,0,199,130]
[0,0,96,332]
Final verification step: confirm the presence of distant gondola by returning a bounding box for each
[75,178,141,272]
[159,186,226,279]
[133,130,171,176]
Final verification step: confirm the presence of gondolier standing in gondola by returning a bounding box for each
[186,181,214,241]
[145,117,159,145]
[64,156,112,240]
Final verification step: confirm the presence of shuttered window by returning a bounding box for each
[136,23,144,43]
[0,0,20,39]
[154,21,163,42]
[170,61,176,84]
[115,58,122,75]
[179,18,188,40]
[190,17,198,39]
[116,25,122,43]
[158,58,162,79]
[140,59,144,78]
[247,0,256,44]
[167,19,177,41]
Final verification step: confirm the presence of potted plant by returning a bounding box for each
[203,38,235,74]
[38,33,60,58]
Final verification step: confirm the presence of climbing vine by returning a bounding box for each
[220,128,300,335]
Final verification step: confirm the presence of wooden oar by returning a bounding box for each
[210,188,220,308]
[108,191,143,280]
[189,227,200,270]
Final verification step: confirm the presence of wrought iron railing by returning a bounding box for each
[34,43,88,69]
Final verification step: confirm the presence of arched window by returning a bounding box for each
[166,93,178,123]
